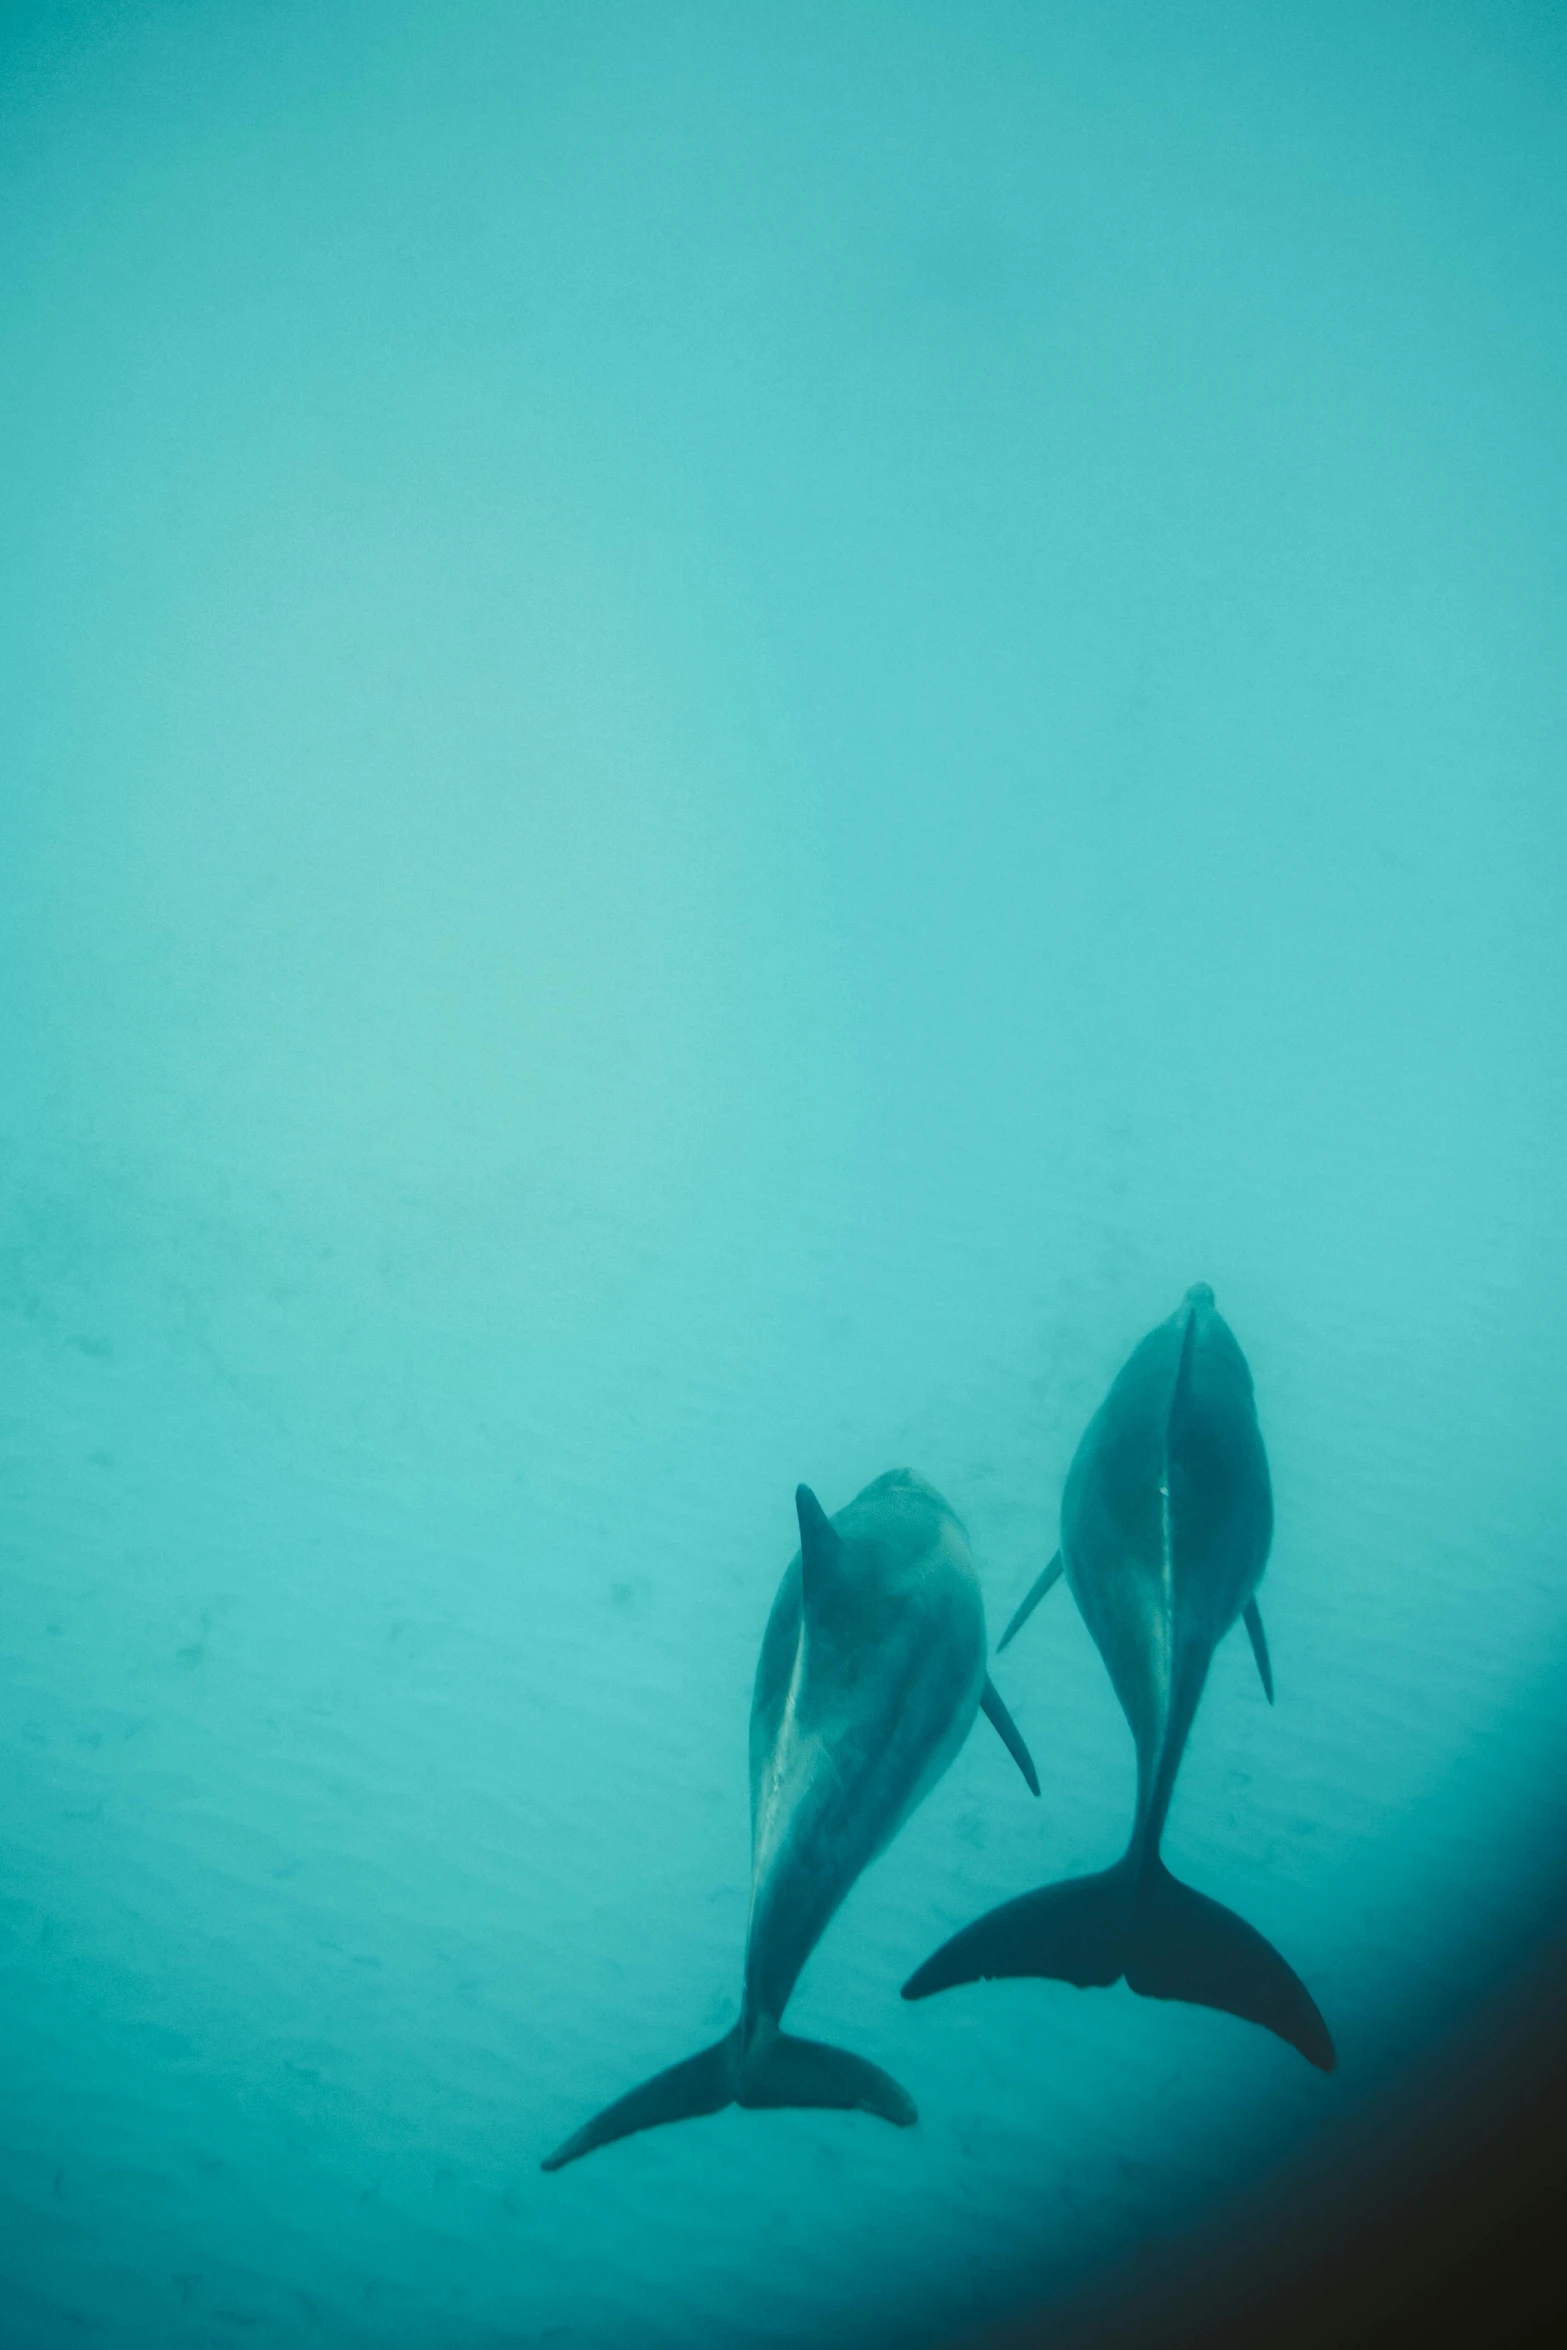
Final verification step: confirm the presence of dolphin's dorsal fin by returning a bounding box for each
[795,1484,841,1612]
[1168,1293,1201,1445]
[1242,1597,1274,1703]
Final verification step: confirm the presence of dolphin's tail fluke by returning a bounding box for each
[901,1863,1134,2000]
[738,2027,916,2125]
[901,1856,1335,2072]
[541,2019,915,2171]
[1125,1859,1335,2069]
[540,2032,736,2171]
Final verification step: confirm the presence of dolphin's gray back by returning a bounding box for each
[1167,1293,1273,1632]
[902,1291,1332,2072]
[742,1470,985,2026]
[1062,1287,1272,1838]
[538,1472,975,2171]
[749,1557,805,1848]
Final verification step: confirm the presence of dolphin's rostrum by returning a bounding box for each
[543,1469,1039,2170]
[902,1287,1335,2071]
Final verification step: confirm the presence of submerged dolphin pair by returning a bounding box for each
[544,1286,1333,2173]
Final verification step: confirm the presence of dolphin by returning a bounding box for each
[902,1287,1334,2071]
[542,1469,1040,2170]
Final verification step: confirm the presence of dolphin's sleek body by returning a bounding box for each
[903,1287,1334,2070]
[543,1469,1039,2170]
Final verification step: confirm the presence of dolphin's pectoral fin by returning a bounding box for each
[902,1866,1134,2001]
[738,2031,916,2128]
[996,1552,1064,1653]
[1125,1861,1335,2071]
[980,1675,1040,1795]
[1242,1598,1274,1703]
[541,2031,738,2171]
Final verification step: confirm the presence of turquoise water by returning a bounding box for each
[2,4,1565,2343]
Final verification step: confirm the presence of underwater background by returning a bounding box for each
[2,3,1565,2344]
